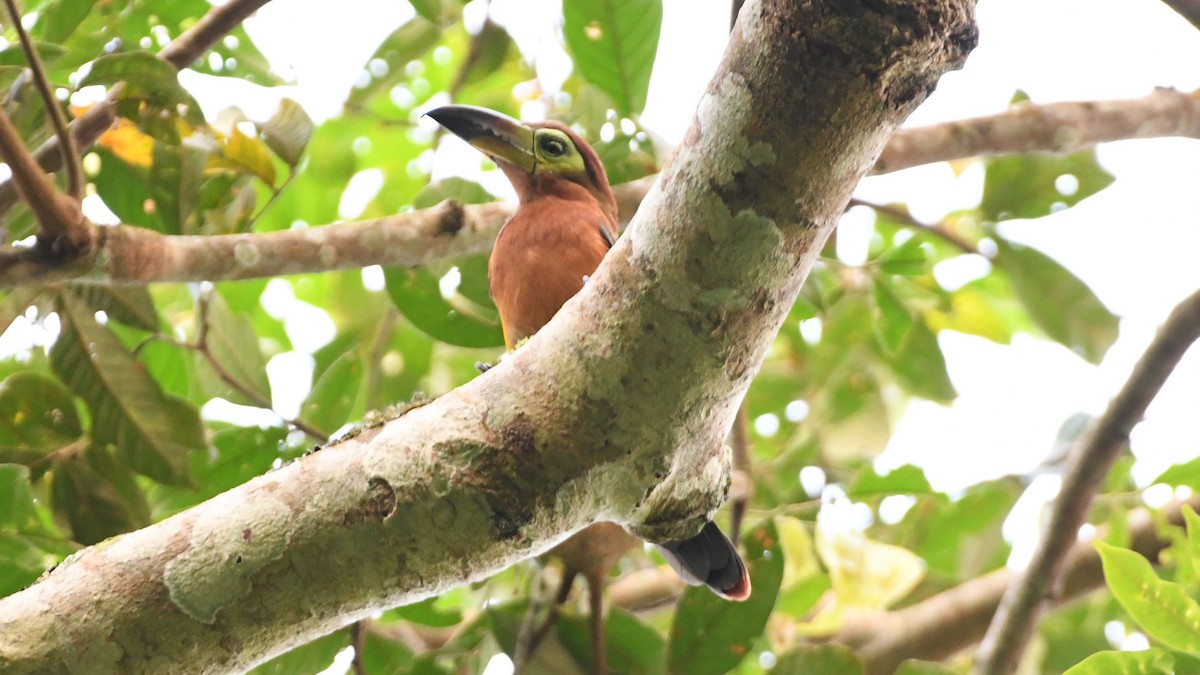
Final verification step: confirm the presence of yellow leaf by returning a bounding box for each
[777,516,821,591]
[97,118,155,168]
[210,126,277,185]
[800,498,925,636]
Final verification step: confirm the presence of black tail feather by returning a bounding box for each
[656,521,751,601]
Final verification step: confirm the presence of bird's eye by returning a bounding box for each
[539,137,567,157]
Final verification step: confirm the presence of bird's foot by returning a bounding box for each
[475,361,494,374]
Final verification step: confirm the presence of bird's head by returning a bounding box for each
[425,105,618,227]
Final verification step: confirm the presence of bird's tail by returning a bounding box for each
[656,521,751,601]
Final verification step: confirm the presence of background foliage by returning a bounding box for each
[0,0,1193,673]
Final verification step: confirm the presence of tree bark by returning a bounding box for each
[0,0,976,672]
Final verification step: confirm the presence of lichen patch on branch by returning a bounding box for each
[164,493,293,623]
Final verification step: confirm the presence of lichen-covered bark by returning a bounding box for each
[0,0,976,671]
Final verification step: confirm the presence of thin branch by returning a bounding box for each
[0,0,276,218]
[349,622,367,675]
[728,401,751,541]
[0,198,515,287]
[872,87,1200,175]
[974,288,1200,675]
[243,167,297,232]
[3,0,83,200]
[191,292,329,443]
[0,106,91,253]
[831,498,1199,675]
[848,197,979,256]
[157,0,273,70]
[1160,0,1200,33]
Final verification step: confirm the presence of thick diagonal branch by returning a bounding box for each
[0,1,976,672]
[975,288,1200,674]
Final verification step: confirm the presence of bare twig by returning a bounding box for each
[157,0,272,70]
[974,289,1200,674]
[3,0,83,200]
[0,107,92,253]
[1160,0,1200,33]
[729,401,752,541]
[192,291,330,443]
[848,197,979,256]
[349,622,367,675]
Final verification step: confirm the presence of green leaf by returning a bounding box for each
[847,464,934,498]
[0,42,66,67]
[152,425,290,517]
[383,595,463,628]
[80,51,204,125]
[667,520,784,675]
[249,628,348,675]
[0,288,44,338]
[902,479,1019,578]
[1096,540,1200,652]
[877,236,930,277]
[1183,505,1200,570]
[0,464,35,529]
[384,266,505,348]
[200,292,272,406]
[881,318,956,402]
[70,284,159,331]
[455,20,512,89]
[981,149,1115,221]
[51,292,202,485]
[562,0,662,115]
[258,99,314,168]
[995,238,1118,364]
[412,177,494,209]
[91,149,159,230]
[49,446,149,544]
[0,531,55,597]
[0,372,82,448]
[558,608,665,675]
[1154,457,1200,491]
[348,18,443,106]
[1064,648,1175,675]
[410,0,442,22]
[773,644,864,675]
[872,277,914,354]
[36,0,97,43]
[150,139,209,234]
[357,630,416,674]
[302,349,363,437]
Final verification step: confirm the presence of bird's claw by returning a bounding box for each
[475,361,494,374]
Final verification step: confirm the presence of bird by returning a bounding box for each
[426,104,750,669]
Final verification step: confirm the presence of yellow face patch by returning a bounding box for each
[533,128,587,176]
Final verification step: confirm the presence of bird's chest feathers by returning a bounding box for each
[489,200,613,342]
